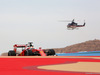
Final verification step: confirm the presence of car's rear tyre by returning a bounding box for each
[47,49,55,56]
[8,50,16,56]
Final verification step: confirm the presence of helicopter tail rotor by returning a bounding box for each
[83,20,86,26]
[58,20,71,22]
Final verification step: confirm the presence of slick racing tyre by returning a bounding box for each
[8,50,16,56]
[47,49,55,56]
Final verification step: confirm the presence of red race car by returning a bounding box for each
[8,42,56,56]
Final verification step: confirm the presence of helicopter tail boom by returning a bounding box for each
[76,22,85,27]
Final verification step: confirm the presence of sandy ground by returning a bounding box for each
[38,62,100,73]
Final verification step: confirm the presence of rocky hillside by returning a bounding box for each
[52,39,100,53]
[1,39,100,56]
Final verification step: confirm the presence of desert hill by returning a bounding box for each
[52,39,100,53]
[1,39,100,56]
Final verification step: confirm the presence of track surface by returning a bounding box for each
[0,56,100,75]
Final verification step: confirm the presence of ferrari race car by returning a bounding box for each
[8,42,56,56]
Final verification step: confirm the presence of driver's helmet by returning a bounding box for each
[39,47,42,49]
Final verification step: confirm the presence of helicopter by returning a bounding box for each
[67,19,85,30]
[59,19,86,30]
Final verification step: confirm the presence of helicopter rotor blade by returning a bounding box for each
[58,20,72,22]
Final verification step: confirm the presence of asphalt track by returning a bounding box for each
[0,56,100,75]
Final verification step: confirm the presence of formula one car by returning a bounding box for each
[8,42,56,56]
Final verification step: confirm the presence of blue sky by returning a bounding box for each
[0,0,100,54]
